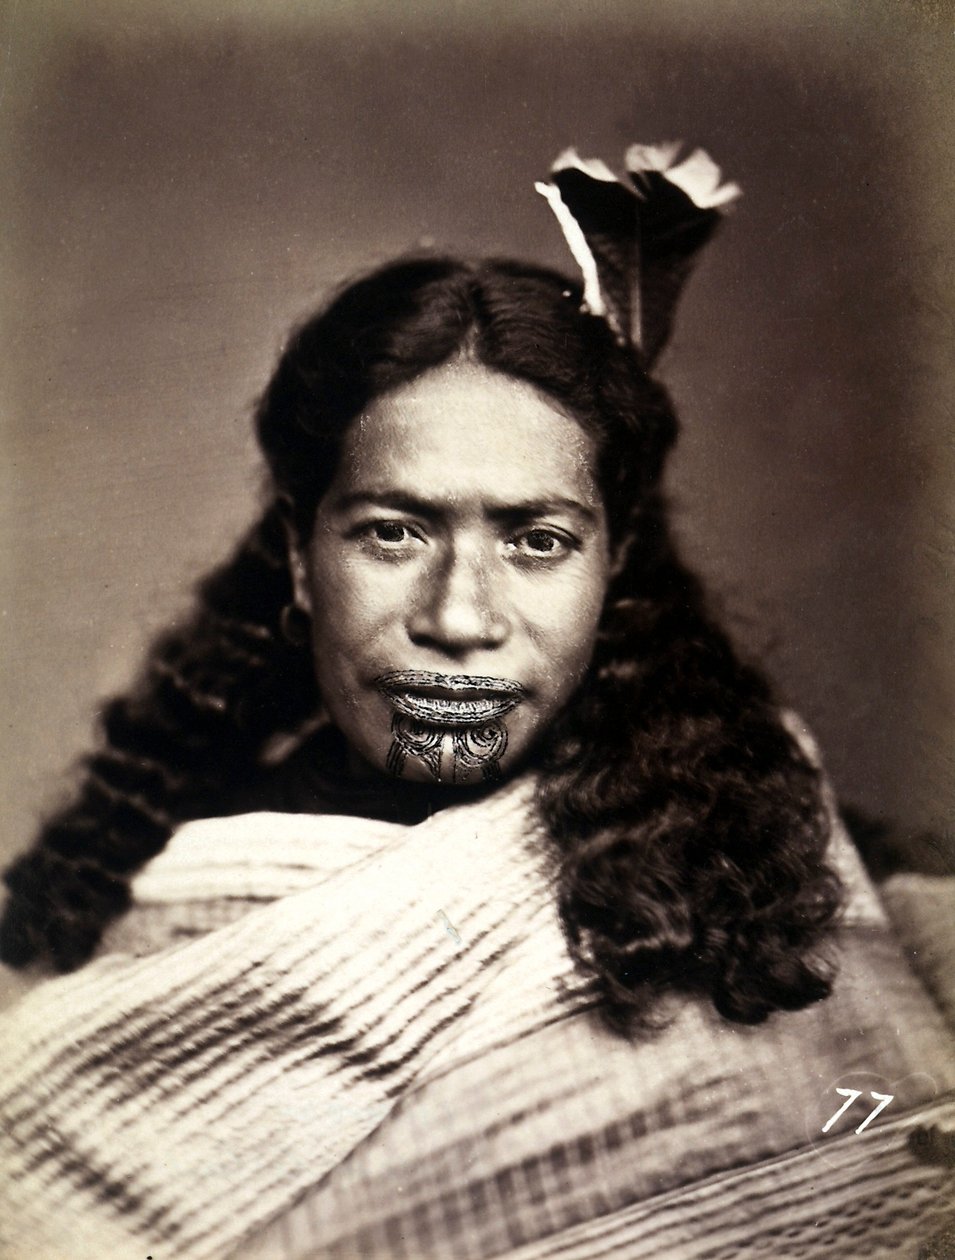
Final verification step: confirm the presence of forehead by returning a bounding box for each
[335,360,600,503]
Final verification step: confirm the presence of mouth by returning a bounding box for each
[375,670,528,726]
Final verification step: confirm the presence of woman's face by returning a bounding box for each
[294,360,612,786]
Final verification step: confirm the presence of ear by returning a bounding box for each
[281,515,314,616]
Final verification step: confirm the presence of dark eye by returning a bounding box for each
[352,519,424,554]
[522,529,561,553]
[371,521,412,545]
[508,527,576,560]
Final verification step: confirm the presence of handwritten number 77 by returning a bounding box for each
[822,1088,894,1135]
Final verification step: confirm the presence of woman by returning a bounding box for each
[1,148,952,1259]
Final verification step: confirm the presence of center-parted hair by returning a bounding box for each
[1,256,842,1029]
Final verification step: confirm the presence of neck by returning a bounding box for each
[255,724,502,826]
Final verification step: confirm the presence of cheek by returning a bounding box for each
[305,555,378,693]
[305,553,419,725]
[308,546,396,639]
[523,568,608,695]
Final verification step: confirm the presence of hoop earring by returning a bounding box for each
[280,603,311,647]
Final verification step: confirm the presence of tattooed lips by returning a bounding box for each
[375,670,528,726]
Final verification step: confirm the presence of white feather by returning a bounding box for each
[550,147,619,184]
[625,142,741,210]
[534,181,607,318]
[623,141,683,176]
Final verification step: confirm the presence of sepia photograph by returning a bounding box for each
[1,1,953,1256]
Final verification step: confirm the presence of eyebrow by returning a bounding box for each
[329,489,600,525]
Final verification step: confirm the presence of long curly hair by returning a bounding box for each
[1,256,842,1028]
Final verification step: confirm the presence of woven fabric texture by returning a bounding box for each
[1,771,952,1259]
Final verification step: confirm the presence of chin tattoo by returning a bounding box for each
[385,713,508,783]
[376,670,525,784]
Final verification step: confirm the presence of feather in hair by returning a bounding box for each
[536,143,741,364]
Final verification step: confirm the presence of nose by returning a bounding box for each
[407,542,509,655]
